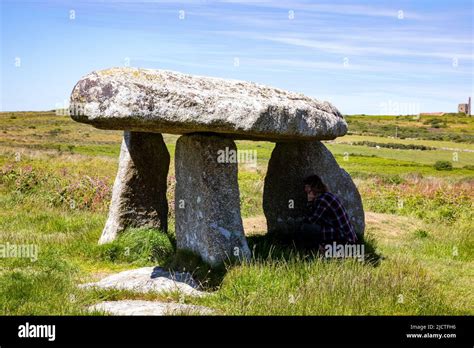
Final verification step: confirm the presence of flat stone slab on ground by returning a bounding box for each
[80,267,207,297]
[89,300,213,316]
[70,67,347,141]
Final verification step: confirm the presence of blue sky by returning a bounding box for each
[1,0,473,114]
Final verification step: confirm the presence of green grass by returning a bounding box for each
[328,143,474,170]
[0,111,473,315]
[193,256,461,315]
[346,114,474,143]
[337,134,474,151]
[97,228,175,266]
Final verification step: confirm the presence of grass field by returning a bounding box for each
[0,111,473,315]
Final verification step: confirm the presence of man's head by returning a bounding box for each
[303,175,329,197]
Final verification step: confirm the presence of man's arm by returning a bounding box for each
[307,196,329,224]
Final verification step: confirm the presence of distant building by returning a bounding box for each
[458,103,469,113]
[458,97,471,116]
[419,97,471,117]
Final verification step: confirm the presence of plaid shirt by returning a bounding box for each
[305,192,357,243]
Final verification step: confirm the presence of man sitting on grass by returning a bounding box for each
[295,174,358,250]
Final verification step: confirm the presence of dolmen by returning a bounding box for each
[69,67,364,266]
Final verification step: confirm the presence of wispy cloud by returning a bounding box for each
[245,57,472,76]
[260,36,474,61]
[221,0,425,19]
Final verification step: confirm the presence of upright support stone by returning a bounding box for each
[263,141,365,239]
[175,134,250,266]
[99,131,170,244]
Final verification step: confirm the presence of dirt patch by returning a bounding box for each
[243,216,267,235]
[243,212,423,241]
[365,211,422,241]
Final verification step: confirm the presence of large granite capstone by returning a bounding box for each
[70,67,347,141]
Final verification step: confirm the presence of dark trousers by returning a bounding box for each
[271,221,342,249]
[295,223,324,249]
[296,223,346,249]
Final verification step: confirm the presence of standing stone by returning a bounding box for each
[263,141,365,239]
[99,131,170,244]
[175,134,250,266]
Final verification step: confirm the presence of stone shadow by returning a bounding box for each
[164,232,383,291]
[246,233,383,267]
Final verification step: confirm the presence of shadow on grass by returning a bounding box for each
[165,249,227,290]
[165,232,383,290]
[96,227,383,290]
[247,233,382,266]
